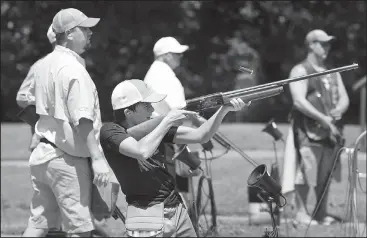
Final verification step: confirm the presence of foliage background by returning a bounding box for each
[1,0,366,123]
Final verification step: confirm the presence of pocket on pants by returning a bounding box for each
[125,203,164,237]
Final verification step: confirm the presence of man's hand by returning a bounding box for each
[224,98,250,112]
[164,110,199,127]
[188,167,202,177]
[329,107,344,120]
[320,115,341,144]
[91,159,111,187]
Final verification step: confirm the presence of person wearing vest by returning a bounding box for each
[287,29,350,226]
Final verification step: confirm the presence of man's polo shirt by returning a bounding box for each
[32,45,102,165]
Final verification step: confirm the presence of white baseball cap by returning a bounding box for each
[305,29,335,45]
[46,24,56,44]
[111,79,167,110]
[153,37,189,57]
[52,8,100,34]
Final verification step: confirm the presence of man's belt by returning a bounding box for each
[40,138,57,148]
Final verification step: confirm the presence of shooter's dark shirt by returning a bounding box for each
[100,122,182,208]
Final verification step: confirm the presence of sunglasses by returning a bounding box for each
[314,41,331,48]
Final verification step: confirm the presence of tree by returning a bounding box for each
[1,1,366,123]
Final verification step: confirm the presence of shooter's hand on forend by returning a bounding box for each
[223,98,251,112]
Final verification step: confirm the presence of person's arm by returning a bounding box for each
[330,73,350,118]
[66,74,110,186]
[173,98,247,144]
[16,62,38,109]
[102,110,196,161]
[118,118,172,161]
[67,78,104,159]
[289,65,330,124]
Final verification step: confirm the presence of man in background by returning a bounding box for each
[286,29,349,226]
[144,37,207,213]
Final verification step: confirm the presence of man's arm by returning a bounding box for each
[118,119,172,161]
[16,62,38,109]
[67,76,110,186]
[173,98,246,145]
[103,110,195,161]
[330,73,349,118]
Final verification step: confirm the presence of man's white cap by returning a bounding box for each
[52,8,100,34]
[153,37,189,57]
[305,29,335,45]
[111,79,167,110]
[47,24,56,44]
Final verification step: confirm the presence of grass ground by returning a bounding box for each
[1,123,366,237]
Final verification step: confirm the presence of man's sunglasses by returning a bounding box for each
[314,41,331,48]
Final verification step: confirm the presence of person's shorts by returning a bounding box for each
[28,145,94,233]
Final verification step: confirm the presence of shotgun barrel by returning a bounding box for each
[227,63,359,96]
[184,63,358,112]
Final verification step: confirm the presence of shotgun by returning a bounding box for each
[112,206,126,224]
[184,63,358,112]
[127,63,359,171]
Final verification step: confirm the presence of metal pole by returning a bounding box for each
[359,87,366,151]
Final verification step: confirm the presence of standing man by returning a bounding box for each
[16,24,56,150]
[22,8,111,237]
[144,36,188,113]
[287,29,349,225]
[100,79,248,237]
[143,36,206,211]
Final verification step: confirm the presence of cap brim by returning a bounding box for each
[79,18,100,28]
[171,45,189,54]
[47,24,56,44]
[142,92,167,103]
[319,35,336,42]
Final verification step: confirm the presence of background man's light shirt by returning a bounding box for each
[144,61,186,113]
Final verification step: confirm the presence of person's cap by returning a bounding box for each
[52,8,100,34]
[46,24,56,44]
[153,37,189,57]
[305,29,335,45]
[111,79,167,110]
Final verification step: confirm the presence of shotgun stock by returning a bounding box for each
[112,207,126,223]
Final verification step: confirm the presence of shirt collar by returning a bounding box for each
[54,45,86,67]
[153,60,175,74]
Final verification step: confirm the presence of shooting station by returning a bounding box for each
[1,1,366,237]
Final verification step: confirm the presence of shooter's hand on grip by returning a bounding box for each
[164,109,199,127]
